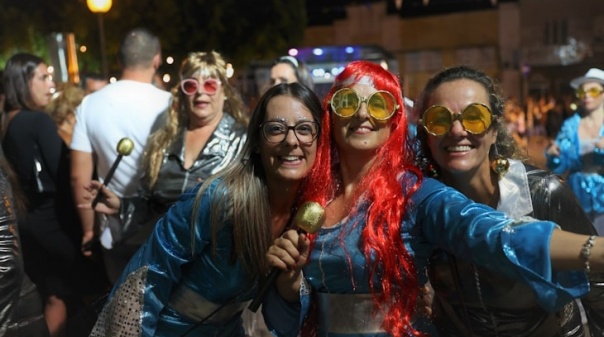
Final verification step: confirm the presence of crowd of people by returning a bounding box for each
[2,25,604,337]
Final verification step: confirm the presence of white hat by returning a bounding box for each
[570,68,604,89]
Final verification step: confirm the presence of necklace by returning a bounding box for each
[471,183,501,335]
[472,265,501,336]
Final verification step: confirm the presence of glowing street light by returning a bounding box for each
[87,0,112,80]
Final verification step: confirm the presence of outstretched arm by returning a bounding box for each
[550,231,602,271]
[411,177,595,312]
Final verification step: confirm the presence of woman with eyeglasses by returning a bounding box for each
[88,82,322,336]
[85,51,247,250]
[545,68,604,235]
[414,65,604,337]
[262,61,604,337]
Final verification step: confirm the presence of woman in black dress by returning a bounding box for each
[2,52,79,337]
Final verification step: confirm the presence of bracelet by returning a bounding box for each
[580,235,597,273]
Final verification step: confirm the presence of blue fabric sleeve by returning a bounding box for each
[110,183,217,337]
[545,114,581,174]
[263,285,306,337]
[410,177,589,312]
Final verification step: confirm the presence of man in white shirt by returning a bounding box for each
[71,28,171,283]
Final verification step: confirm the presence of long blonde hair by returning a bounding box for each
[143,51,248,188]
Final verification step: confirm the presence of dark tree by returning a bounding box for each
[0,0,307,77]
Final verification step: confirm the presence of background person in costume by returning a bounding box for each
[85,51,248,254]
[545,68,604,235]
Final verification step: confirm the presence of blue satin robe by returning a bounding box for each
[90,181,258,337]
[545,113,604,216]
[264,175,589,337]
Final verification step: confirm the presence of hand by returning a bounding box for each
[416,284,434,317]
[545,141,560,156]
[266,229,310,302]
[81,230,95,257]
[78,180,121,215]
[267,229,310,272]
[596,137,604,151]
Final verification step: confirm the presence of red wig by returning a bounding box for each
[300,61,423,336]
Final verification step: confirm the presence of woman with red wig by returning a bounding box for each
[261,61,604,337]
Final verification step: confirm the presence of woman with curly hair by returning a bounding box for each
[414,65,604,336]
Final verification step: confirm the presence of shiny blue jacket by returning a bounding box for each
[264,175,589,337]
[90,181,257,337]
[545,113,604,215]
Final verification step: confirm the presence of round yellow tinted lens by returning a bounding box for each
[461,104,492,134]
[368,92,395,120]
[587,88,604,98]
[424,106,452,135]
[332,89,359,117]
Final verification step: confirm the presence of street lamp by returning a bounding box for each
[87,0,112,80]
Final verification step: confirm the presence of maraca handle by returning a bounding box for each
[248,267,281,312]
[91,154,123,208]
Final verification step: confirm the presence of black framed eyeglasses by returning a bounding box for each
[260,121,319,144]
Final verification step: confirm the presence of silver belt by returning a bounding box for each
[168,284,250,325]
[317,293,386,334]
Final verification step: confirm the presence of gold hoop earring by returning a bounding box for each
[490,146,509,178]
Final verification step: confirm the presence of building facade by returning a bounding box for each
[301,0,604,103]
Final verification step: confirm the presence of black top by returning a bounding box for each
[2,109,62,202]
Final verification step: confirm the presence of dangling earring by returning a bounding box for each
[490,145,509,179]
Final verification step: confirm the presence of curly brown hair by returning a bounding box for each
[413,65,527,178]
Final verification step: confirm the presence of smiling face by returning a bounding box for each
[425,79,497,181]
[259,95,318,188]
[29,63,55,109]
[331,83,392,156]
